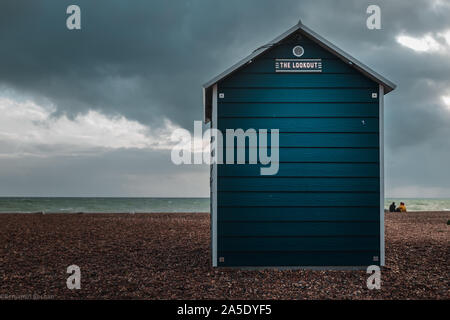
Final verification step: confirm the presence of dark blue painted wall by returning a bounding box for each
[215,32,380,267]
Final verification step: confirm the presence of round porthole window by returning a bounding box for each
[292,45,304,57]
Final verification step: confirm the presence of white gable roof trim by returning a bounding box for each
[203,20,396,123]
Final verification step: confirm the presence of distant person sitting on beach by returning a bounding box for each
[389,202,396,212]
[396,202,407,212]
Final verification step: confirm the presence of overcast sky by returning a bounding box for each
[0,0,449,197]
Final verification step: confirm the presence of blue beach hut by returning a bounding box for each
[203,20,396,267]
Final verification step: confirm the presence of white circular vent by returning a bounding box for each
[292,45,304,57]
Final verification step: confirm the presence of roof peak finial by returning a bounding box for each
[298,18,303,26]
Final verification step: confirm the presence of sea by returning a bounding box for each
[0,197,210,213]
[0,197,448,213]
[384,198,450,212]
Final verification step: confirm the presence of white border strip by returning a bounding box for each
[211,84,218,267]
[275,70,322,73]
[379,84,385,266]
[275,58,322,61]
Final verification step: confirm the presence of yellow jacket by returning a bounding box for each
[398,204,407,212]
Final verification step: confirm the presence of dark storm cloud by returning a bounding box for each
[0,0,310,127]
[0,0,449,196]
[0,0,448,130]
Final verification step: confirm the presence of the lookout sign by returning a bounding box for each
[275,58,322,72]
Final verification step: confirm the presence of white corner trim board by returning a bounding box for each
[379,84,385,266]
[211,84,218,267]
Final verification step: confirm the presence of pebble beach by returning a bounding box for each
[0,211,448,299]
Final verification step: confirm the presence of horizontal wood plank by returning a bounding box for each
[216,251,380,266]
[218,236,380,251]
[218,177,380,192]
[218,88,378,103]
[218,118,378,132]
[218,221,379,236]
[220,74,377,88]
[218,163,380,177]
[218,102,379,117]
[221,133,379,148]
[219,148,379,162]
[217,207,380,221]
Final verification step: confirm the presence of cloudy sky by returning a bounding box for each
[0,0,449,197]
